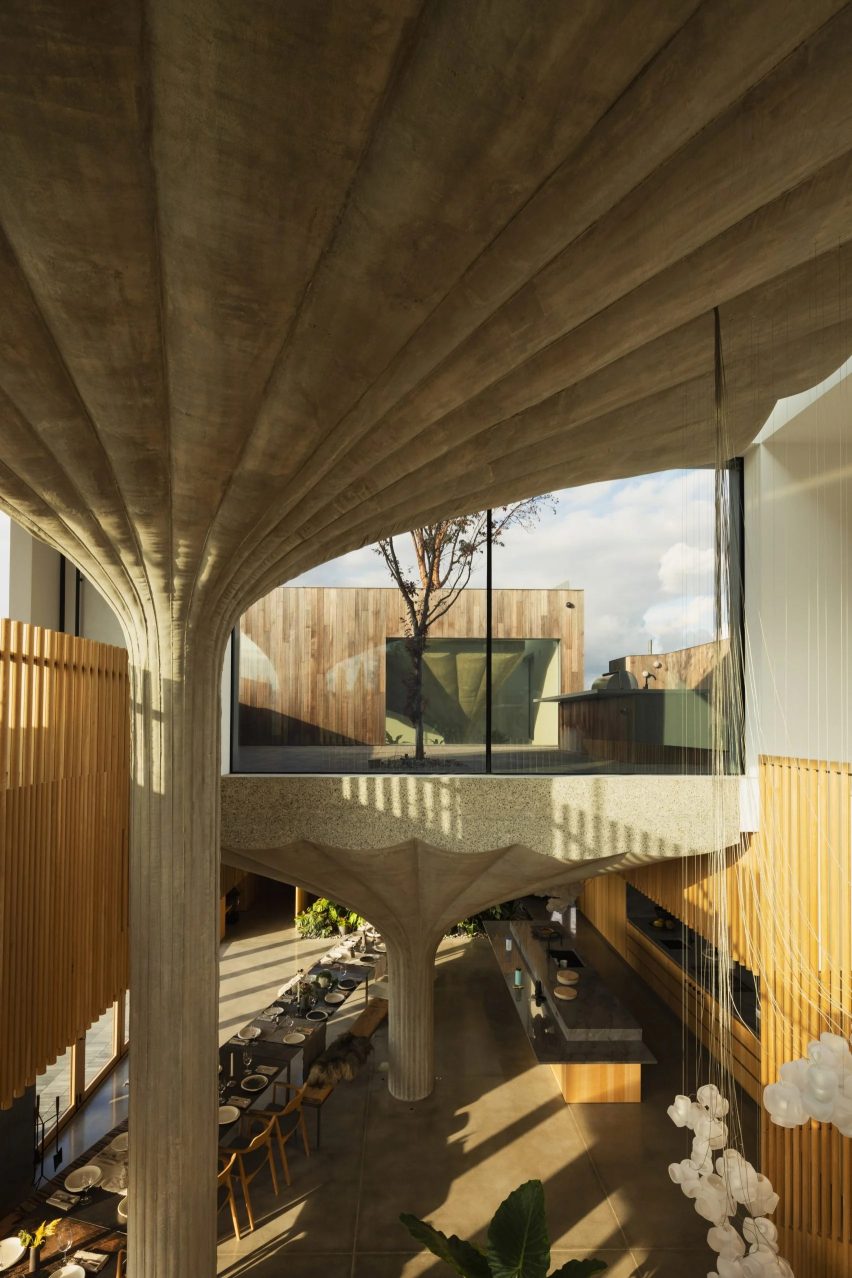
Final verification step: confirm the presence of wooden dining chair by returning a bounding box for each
[116,1251,126,1278]
[217,1151,242,1240]
[253,1080,311,1186]
[220,1113,279,1232]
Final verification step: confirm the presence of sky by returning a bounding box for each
[290,468,718,686]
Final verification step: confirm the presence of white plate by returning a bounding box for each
[218,1105,240,1125]
[108,1131,129,1153]
[65,1164,103,1193]
[237,1026,261,1041]
[306,1009,327,1021]
[283,1031,305,1045]
[117,1196,128,1223]
[0,1237,25,1270]
[53,1266,86,1278]
[241,1074,268,1093]
[324,991,345,1004]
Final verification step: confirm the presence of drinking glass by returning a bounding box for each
[56,1222,74,1264]
[242,1047,253,1070]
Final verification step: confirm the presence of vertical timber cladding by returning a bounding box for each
[0,620,130,1109]
[758,755,852,1278]
[238,585,583,746]
[581,755,852,1278]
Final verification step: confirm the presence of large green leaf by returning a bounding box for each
[400,1213,492,1278]
[486,1180,550,1278]
[548,1260,608,1277]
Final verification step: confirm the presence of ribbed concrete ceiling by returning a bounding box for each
[0,1,851,630]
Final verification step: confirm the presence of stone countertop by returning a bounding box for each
[485,921,656,1067]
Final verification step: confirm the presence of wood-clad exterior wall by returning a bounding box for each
[0,621,130,1109]
[581,754,852,1277]
[609,639,730,691]
[239,585,583,746]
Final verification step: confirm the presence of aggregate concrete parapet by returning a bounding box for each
[222,772,741,866]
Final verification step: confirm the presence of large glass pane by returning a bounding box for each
[492,467,737,774]
[233,467,742,775]
[84,1004,116,1090]
[36,1045,72,1135]
[234,515,489,773]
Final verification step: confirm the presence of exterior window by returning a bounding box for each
[84,1004,116,1091]
[385,637,560,751]
[35,1045,72,1135]
[232,466,743,775]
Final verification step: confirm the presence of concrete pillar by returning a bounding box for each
[386,932,440,1102]
[294,885,308,915]
[126,625,223,1278]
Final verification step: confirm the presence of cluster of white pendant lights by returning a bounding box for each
[763,1031,852,1136]
[667,1085,793,1277]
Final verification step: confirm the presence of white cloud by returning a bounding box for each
[642,594,715,654]
[658,541,715,595]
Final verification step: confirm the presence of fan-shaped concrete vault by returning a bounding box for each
[1,4,851,1274]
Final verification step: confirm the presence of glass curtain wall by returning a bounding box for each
[232,466,743,775]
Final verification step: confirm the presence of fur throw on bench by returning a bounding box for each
[307,1032,373,1087]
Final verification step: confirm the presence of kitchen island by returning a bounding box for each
[485,919,655,1103]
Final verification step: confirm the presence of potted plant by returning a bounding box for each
[401,1180,606,1277]
[295,898,367,939]
[18,1219,60,1273]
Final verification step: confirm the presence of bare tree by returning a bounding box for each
[376,498,553,761]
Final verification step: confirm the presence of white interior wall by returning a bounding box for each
[6,520,59,631]
[79,578,125,647]
[221,635,232,775]
[0,514,10,618]
[745,369,851,768]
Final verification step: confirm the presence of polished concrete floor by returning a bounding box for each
[215,889,755,1277]
[218,885,331,1046]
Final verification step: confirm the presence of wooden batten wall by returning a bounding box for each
[581,754,852,1277]
[580,871,761,1100]
[239,585,583,746]
[0,621,130,1109]
[758,756,852,1278]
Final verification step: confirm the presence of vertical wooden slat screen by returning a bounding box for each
[0,621,130,1109]
[580,754,852,1277]
[758,755,852,1278]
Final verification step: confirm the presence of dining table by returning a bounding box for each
[1,1130,128,1277]
[2,939,388,1272]
[217,947,382,1145]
